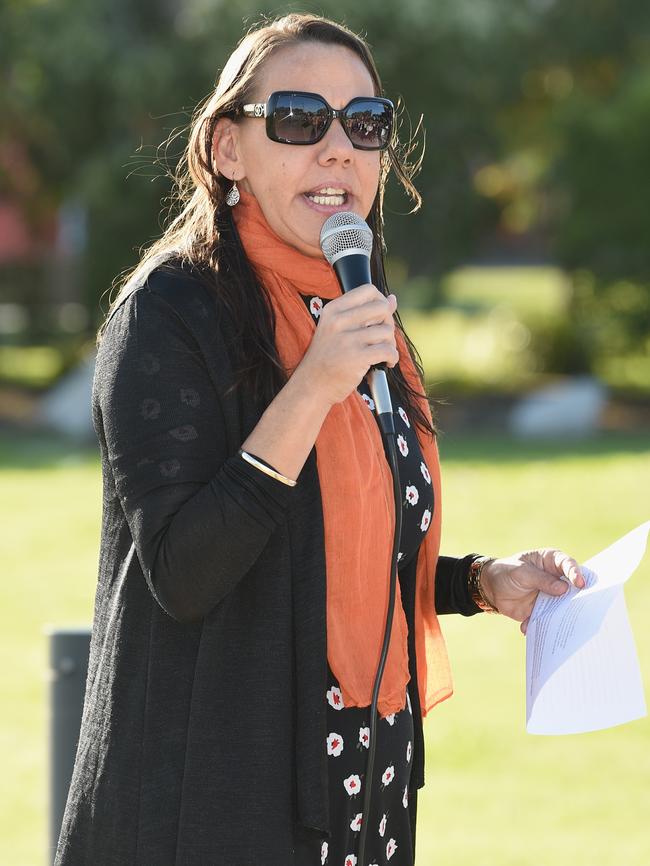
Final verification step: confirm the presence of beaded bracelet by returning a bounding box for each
[468,556,499,614]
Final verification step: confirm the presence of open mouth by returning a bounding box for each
[304,187,348,207]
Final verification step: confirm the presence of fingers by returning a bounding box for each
[344,297,396,330]
[366,341,400,368]
[326,285,396,326]
[543,548,585,589]
[362,322,396,346]
[302,284,400,400]
[519,552,583,637]
[559,551,585,589]
[331,283,388,307]
[322,286,398,368]
[525,566,572,600]
[510,548,586,608]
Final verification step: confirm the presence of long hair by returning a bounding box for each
[100,13,435,436]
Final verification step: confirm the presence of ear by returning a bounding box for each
[212,117,246,182]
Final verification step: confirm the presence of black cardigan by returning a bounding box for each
[55,260,480,866]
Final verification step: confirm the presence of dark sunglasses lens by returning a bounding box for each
[344,100,393,149]
[271,94,329,144]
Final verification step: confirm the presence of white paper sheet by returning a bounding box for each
[526,521,649,735]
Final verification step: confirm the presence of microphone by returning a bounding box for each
[319,212,395,434]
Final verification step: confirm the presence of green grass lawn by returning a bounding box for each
[1,431,649,866]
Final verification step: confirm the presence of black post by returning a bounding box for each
[46,627,91,863]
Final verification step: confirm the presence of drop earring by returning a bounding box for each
[226,176,240,207]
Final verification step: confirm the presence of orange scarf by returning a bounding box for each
[233,192,453,718]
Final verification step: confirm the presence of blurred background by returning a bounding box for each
[1,1,649,864]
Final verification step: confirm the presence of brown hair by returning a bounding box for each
[100,13,434,434]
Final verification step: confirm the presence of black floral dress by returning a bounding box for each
[301,293,434,866]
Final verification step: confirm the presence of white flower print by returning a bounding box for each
[326,686,344,710]
[378,813,387,837]
[343,774,362,796]
[397,433,408,457]
[344,856,357,866]
[320,840,328,864]
[403,785,409,808]
[406,740,412,763]
[359,726,370,749]
[405,484,419,506]
[420,508,432,532]
[350,813,363,832]
[381,764,395,787]
[310,296,324,318]
[384,713,396,726]
[406,690,412,714]
[420,460,431,484]
[397,551,404,562]
[386,838,398,860]
[398,406,410,427]
[326,732,344,757]
[361,393,375,412]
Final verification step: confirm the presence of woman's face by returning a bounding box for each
[224,42,382,258]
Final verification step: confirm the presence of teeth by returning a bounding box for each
[307,188,347,206]
[309,195,345,205]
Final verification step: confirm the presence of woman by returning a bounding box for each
[55,13,584,866]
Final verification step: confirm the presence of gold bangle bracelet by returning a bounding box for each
[468,556,499,614]
[238,450,297,487]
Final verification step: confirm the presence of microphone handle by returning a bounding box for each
[331,254,388,374]
[367,368,394,434]
[331,254,394,431]
[332,254,374,294]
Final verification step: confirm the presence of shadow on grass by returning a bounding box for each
[438,431,650,464]
[1,427,648,472]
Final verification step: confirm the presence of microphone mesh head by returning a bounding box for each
[319,212,373,265]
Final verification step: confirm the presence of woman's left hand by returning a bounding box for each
[480,549,585,635]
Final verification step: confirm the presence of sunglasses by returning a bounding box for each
[238,91,394,151]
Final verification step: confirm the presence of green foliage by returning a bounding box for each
[550,67,650,281]
[0,0,533,305]
[570,270,650,354]
[2,0,649,371]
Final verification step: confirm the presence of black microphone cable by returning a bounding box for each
[356,386,403,866]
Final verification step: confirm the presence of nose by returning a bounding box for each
[317,116,354,165]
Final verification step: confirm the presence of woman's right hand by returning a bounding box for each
[295,284,399,407]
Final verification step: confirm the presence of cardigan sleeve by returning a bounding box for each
[434,554,483,616]
[94,285,298,624]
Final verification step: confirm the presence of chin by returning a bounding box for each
[295,238,324,258]
[282,219,324,257]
